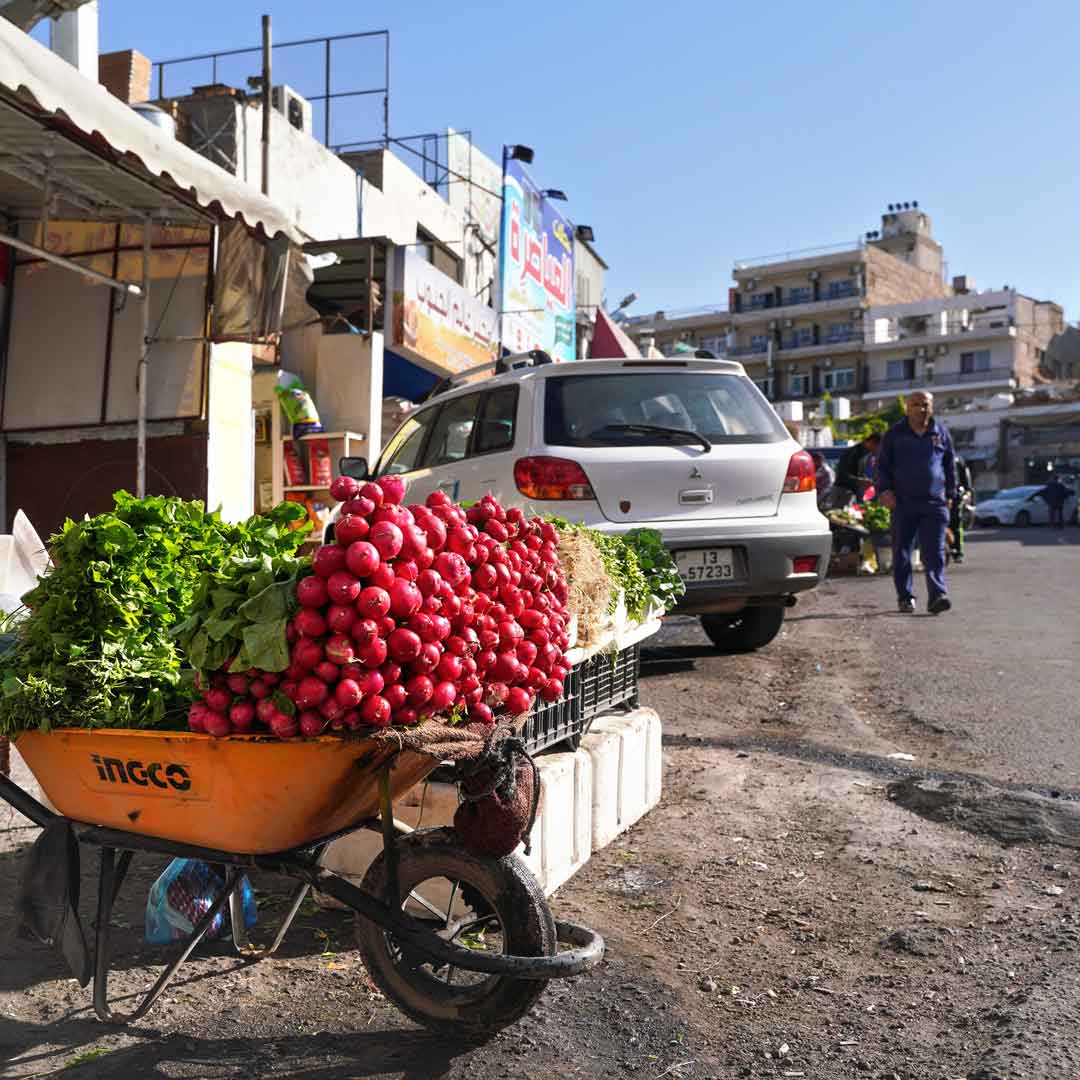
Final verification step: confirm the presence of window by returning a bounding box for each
[750,334,769,353]
[473,386,518,454]
[961,349,992,374]
[793,326,815,347]
[788,372,811,397]
[754,377,775,399]
[544,372,789,447]
[951,427,976,449]
[378,406,441,475]
[747,292,773,310]
[421,392,482,467]
[886,358,914,382]
[786,286,811,305]
[825,322,855,343]
[823,367,855,391]
[826,279,858,300]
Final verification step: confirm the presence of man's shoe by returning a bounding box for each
[953,553,964,564]
[928,595,952,615]
[898,598,916,614]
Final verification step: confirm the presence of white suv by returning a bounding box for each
[337,354,831,652]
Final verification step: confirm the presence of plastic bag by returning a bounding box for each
[308,439,332,488]
[275,378,322,439]
[283,442,307,486]
[144,858,257,946]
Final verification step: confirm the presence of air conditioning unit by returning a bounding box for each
[808,270,820,281]
[270,85,313,134]
[936,344,948,355]
[850,310,861,321]
[783,319,794,329]
[849,264,862,276]
[748,279,758,291]
[916,347,927,358]
[768,320,778,331]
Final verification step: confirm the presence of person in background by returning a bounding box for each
[949,455,974,562]
[836,433,882,505]
[813,452,835,509]
[876,390,956,615]
[1036,475,1071,530]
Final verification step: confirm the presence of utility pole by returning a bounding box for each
[261,14,271,197]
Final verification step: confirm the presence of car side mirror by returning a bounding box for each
[339,456,369,481]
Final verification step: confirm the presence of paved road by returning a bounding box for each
[645,524,1080,791]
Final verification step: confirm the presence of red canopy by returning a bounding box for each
[587,307,641,359]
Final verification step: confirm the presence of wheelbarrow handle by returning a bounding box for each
[0,771,56,829]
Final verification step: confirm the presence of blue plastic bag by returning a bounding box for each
[144,859,257,946]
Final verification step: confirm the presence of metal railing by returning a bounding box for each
[867,367,1013,392]
[153,30,390,149]
[866,321,1015,346]
[734,240,865,271]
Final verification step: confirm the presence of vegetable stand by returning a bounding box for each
[3,729,604,1040]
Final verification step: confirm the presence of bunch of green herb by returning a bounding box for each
[545,518,684,620]
[172,552,308,682]
[863,501,892,534]
[0,493,310,736]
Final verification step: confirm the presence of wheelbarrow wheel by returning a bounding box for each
[355,827,555,1040]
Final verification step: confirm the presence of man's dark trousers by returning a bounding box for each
[893,498,948,603]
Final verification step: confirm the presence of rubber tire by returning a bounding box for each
[1015,510,1031,527]
[355,827,555,1040]
[701,605,785,654]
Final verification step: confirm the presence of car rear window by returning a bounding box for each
[543,372,789,447]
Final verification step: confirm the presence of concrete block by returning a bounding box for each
[582,725,621,849]
[586,707,663,849]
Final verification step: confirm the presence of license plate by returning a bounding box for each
[675,548,738,583]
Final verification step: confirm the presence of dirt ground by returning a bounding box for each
[2,573,1079,1079]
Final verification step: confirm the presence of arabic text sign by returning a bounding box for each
[392,248,499,375]
[498,159,576,363]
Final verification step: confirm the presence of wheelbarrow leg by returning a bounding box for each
[93,847,242,1024]
[230,843,331,959]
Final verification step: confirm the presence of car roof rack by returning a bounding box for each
[425,350,553,400]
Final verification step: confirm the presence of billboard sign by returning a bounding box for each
[498,158,576,362]
[391,247,499,375]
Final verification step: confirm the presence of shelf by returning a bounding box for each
[284,484,332,492]
[282,431,365,443]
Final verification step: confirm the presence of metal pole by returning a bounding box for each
[137,219,151,498]
[0,232,141,296]
[261,14,271,197]
[324,38,331,147]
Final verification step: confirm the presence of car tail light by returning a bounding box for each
[783,450,816,494]
[514,456,595,500]
[793,556,819,574]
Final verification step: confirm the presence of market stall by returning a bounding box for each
[0,477,680,1035]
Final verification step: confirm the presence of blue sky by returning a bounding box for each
[86,0,1078,321]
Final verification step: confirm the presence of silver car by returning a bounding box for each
[338,355,832,653]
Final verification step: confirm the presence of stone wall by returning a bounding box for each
[865,246,951,306]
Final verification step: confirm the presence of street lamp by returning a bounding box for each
[610,292,639,323]
[504,144,534,164]
[575,224,595,243]
[541,189,568,201]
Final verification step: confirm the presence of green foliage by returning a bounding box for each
[862,501,892,534]
[840,395,907,443]
[0,494,310,736]
[545,518,685,620]
[172,552,309,681]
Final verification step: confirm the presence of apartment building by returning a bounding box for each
[729,206,949,405]
[622,306,731,358]
[863,284,1064,411]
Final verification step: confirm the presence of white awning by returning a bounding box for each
[0,18,299,241]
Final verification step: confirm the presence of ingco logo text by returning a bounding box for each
[91,754,192,791]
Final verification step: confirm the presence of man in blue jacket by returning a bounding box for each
[876,390,956,615]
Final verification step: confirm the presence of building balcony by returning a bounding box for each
[730,331,864,361]
[866,367,1014,394]
[731,291,865,325]
[863,322,1016,351]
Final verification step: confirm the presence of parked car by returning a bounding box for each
[334,353,832,653]
[973,484,1079,527]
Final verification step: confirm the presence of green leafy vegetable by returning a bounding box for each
[0,493,310,736]
[545,518,685,620]
[863,502,892,534]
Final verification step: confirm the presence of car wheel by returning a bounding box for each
[1015,510,1031,527]
[701,606,785,654]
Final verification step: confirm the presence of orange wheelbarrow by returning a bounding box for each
[3,729,603,1040]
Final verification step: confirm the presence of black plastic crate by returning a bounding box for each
[579,643,640,724]
[518,663,583,755]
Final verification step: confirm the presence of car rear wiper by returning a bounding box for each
[597,423,712,452]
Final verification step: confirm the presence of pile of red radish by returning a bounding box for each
[188,478,572,739]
